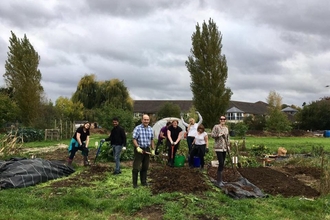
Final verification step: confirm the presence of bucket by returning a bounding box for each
[193,156,201,167]
[174,155,185,167]
[324,130,330,138]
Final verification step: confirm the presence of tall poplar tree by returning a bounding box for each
[186,18,232,127]
[3,31,44,126]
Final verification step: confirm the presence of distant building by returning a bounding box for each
[133,100,268,123]
[281,107,298,122]
[281,107,298,115]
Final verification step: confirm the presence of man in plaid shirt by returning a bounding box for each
[132,114,155,188]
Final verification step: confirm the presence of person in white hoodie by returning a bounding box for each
[181,111,203,156]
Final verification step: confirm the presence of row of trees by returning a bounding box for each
[1,21,330,134]
[0,31,134,131]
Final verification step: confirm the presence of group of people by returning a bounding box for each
[67,118,126,176]
[67,113,230,188]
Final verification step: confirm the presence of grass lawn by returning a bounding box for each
[1,135,330,219]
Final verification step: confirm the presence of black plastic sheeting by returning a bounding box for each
[211,176,266,199]
[0,158,75,189]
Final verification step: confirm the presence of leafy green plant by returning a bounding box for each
[96,138,135,162]
[249,144,271,157]
[232,122,249,138]
[8,128,44,142]
[236,155,260,168]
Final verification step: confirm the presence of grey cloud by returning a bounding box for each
[84,0,188,18]
[1,0,330,108]
[212,1,330,37]
[0,1,58,29]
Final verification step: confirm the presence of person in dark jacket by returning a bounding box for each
[166,120,183,167]
[101,117,127,174]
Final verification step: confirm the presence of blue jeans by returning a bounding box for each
[112,145,123,172]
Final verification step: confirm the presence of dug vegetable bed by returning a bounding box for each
[36,148,322,198]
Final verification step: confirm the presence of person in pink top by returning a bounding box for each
[189,124,209,169]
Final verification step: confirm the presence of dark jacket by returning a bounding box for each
[105,125,127,146]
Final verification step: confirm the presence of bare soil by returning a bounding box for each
[38,148,322,199]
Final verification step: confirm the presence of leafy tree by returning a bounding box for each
[266,110,292,134]
[72,74,98,109]
[296,97,330,130]
[3,31,44,126]
[243,115,266,130]
[72,75,133,112]
[98,79,133,111]
[233,122,249,138]
[96,104,134,132]
[33,99,60,129]
[0,93,19,127]
[55,96,84,121]
[0,87,14,98]
[182,105,199,122]
[265,91,292,134]
[156,102,181,120]
[186,18,232,127]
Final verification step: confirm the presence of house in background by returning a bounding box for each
[281,107,298,115]
[133,100,268,123]
[227,101,269,122]
[281,106,298,122]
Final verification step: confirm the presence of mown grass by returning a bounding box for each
[1,134,330,219]
[239,136,330,154]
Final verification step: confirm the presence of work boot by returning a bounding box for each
[132,170,139,188]
[140,171,148,186]
[167,159,174,167]
[83,156,90,166]
[217,171,225,187]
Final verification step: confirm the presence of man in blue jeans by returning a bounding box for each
[101,117,127,174]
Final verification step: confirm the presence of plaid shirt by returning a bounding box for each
[132,124,154,148]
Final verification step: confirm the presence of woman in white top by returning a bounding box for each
[181,111,203,153]
[189,124,208,169]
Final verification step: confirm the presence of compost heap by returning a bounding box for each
[0,157,75,189]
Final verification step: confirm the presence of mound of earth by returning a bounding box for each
[37,148,321,198]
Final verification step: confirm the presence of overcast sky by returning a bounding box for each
[1,0,330,107]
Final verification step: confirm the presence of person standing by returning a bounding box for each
[166,120,183,167]
[211,116,230,187]
[101,117,127,175]
[155,121,172,155]
[181,111,203,154]
[68,122,91,166]
[189,124,209,169]
[132,114,155,188]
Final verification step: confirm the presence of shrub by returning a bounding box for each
[7,128,44,143]
[249,144,271,157]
